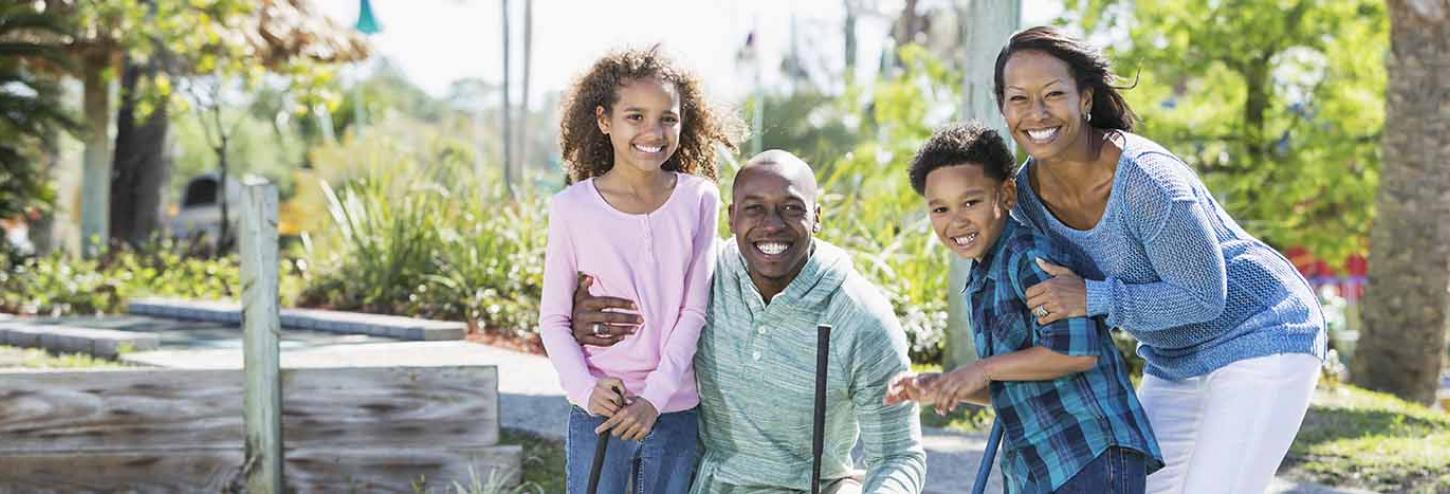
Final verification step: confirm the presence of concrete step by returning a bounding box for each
[0,321,160,358]
[128,298,466,341]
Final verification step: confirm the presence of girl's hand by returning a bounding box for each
[884,372,940,406]
[1025,258,1089,326]
[587,378,626,417]
[595,398,659,441]
[926,362,991,416]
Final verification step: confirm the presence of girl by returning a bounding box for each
[538,46,740,494]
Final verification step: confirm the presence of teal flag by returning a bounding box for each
[355,0,381,35]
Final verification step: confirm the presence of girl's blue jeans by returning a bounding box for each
[565,405,699,494]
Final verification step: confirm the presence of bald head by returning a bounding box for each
[734,149,819,203]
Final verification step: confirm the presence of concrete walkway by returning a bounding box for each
[120,336,1374,493]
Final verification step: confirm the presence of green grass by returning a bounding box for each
[1282,384,1450,493]
[408,430,563,494]
[503,429,566,493]
[0,345,126,369]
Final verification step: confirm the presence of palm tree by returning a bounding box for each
[0,2,77,222]
[1352,0,1450,404]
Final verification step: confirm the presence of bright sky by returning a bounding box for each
[313,0,1064,105]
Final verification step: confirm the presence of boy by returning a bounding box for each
[885,122,1161,493]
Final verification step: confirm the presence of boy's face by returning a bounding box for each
[923,163,1016,261]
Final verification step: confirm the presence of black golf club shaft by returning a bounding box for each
[811,324,832,494]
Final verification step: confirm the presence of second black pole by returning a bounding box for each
[811,324,832,494]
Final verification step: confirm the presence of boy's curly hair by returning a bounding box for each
[908,122,1016,195]
[559,46,742,183]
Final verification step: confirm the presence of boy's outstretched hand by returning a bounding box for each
[885,363,993,415]
[929,362,992,415]
[884,372,941,406]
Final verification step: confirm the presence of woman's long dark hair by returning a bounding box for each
[993,26,1137,132]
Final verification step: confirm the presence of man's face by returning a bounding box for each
[729,164,818,286]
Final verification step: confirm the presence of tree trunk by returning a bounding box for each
[500,0,515,198]
[843,0,857,73]
[217,136,230,254]
[517,0,532,180]
[1351,0,1450,405]
[110,54,172,249]
[29,127,61,254]
[943,0,1020,371]
[79,51,113,258]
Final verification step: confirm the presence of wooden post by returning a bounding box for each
[944,0,1021,372]
[240,178,282,492]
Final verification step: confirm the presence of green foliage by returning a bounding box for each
[817,45,961,363]
[744,88,861,170]
[1064,0,1388,264]
[1286,385,1450,492]
[0,2,77,219]
[299,122,547,336]
[0,241,301,316]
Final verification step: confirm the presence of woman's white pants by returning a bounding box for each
[1141,353,1322,494]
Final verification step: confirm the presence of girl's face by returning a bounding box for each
[596,77,683,175]
[1000,50,1094,163]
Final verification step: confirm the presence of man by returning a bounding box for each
[570,150,927,493]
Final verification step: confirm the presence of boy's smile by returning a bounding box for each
[923,163,1016,261]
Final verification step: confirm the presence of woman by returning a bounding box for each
[993,26,1326,494]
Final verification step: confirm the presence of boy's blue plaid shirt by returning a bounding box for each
[964,218,1163,494]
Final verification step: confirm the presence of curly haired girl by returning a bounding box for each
[538,46,740,493]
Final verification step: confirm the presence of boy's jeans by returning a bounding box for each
[1053,447,1148,494]
[565,406,699,494]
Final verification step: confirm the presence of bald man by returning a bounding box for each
[570,151,926,493]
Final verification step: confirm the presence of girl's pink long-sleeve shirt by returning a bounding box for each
[537,172,719,413]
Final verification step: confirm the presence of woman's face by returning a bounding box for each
[1000,50,1094,162]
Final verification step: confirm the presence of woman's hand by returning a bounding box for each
[595,398,660,441]
[1025,258,1089,326]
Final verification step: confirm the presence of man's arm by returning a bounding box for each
[848,299,927,493]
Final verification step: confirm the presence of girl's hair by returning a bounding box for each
[993,26,1138,132]
[559,46,742,183]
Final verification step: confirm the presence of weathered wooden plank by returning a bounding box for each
[0,449,242,493]
[0,445,523,493]
[241,180,283,492]
[0,366,500,454]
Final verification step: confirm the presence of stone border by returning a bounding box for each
[127,298,466,341]
[0,322,160,358]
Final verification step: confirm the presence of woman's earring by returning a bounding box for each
[1085,112,1093,123]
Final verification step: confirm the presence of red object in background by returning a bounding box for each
[1285,247,1367,301]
